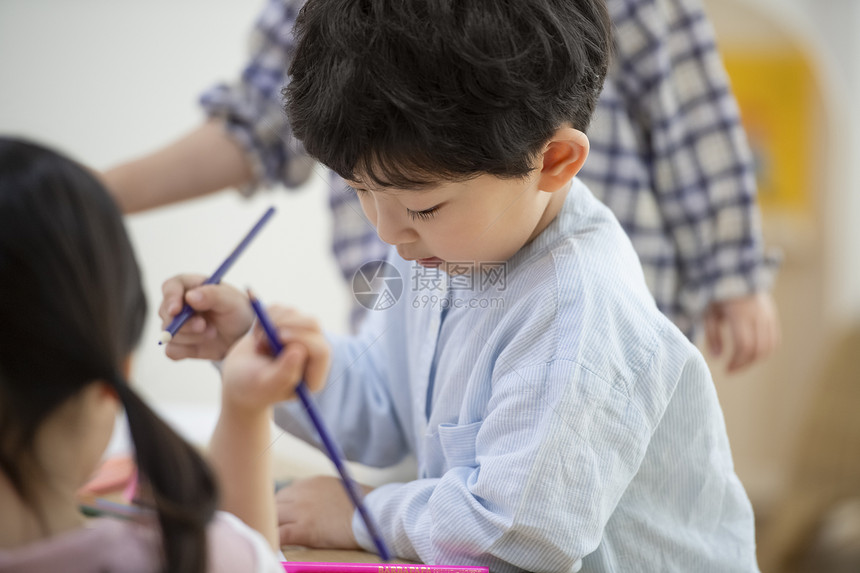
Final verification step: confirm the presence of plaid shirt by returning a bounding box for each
[200,0,779,338]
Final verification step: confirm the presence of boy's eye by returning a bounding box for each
[350,185,439,221]
[407,206,439,221]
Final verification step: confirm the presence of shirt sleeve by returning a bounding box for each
[273,291,413,468]
[199,0,314,195]
[609,0,780,319]
[351,361,656,572]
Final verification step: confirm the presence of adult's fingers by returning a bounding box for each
[703,307,723,357]
[727,315,757,373]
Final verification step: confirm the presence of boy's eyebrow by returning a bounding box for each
[350,181,441,194]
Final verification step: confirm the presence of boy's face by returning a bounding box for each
[348,169,562,273]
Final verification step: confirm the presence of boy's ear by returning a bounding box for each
[537,127,590,193]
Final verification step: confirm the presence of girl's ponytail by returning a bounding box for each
[114,379,218,573]
[0,137,222,573]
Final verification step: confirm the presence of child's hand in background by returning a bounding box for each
[158,273,254,360]
[276,476,371,550]
[220,305,330,413]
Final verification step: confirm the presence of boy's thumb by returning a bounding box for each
[187,284,245,313]
[185,286,215,310]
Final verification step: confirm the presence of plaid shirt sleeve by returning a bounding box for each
[199,0,313,195]
[581,0,780,336]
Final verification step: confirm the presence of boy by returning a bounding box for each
[161,0,759,570]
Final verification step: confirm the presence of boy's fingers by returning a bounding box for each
[278,328,322,349]
[164,342,199,361]
[158,287,182,324]
[257,344,309,398]
[303,343,331,392]
[267,306,320,332]
[188,315,207,333]
[279,523,306,547]
[255,332,275,355]
[184,283,243,313]
[243,305,328,390]
[161,274,206,300]
[266,304,299,318]
[159,274,206,320]
[277,332,330,391]
[165,340,226,362]
[283,344,309,387]
[165,317,211,344]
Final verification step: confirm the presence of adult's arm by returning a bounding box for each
[105,0,313,213]
[103,120,253,213]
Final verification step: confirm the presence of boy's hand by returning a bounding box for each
[221,305,330,412]
[704,292,781,374]
[276,476,372,550]
[158,274,254,360]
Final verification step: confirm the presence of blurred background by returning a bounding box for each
[1,0,858,570]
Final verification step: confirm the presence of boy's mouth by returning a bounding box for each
[416,257,444,268]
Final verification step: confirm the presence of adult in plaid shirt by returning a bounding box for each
[105,0,780,373]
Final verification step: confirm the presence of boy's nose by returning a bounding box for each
[374,203,418,246]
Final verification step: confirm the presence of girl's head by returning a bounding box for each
[0,137,217,572]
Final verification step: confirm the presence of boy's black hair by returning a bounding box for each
[285,0,611,189]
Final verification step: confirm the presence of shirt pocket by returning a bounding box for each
[437,420,482,470]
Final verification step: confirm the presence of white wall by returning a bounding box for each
[802,0,860,327]
[0,0,352,405]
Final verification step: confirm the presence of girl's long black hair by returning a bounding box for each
[0,137,218,572]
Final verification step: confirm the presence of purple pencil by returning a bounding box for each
[158,206,276,345]
[248,290,392,562]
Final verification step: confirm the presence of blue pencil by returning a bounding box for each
[158,206,276,345]
[247,290,392,562]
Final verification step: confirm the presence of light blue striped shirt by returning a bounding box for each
[275,179,759,572]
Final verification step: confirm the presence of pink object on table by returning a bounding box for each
[77,455,136,496]
[121,468,138,502]
[282,563,488,573]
